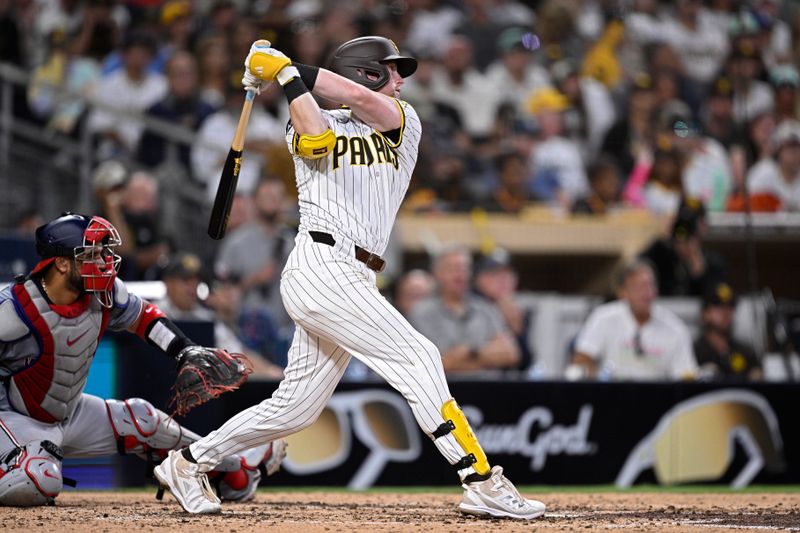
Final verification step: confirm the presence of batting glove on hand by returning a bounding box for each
[244,40,299,87]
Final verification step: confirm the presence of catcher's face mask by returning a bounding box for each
[282,390,422,489]
[74,216,122,308]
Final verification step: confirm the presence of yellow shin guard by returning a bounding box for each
[437,399,490,475]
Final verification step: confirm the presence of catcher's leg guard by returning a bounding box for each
[105,398,198,462]
[432,399,490,476]
[0,440,64,506]
[212,440,287,503]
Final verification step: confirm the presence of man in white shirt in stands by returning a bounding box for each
[87,34,167,158]
[748,119,800,211]
[569,259,698,381]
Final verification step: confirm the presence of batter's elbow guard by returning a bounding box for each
[293,129,336,159]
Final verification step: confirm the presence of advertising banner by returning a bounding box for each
[113,334,799,487]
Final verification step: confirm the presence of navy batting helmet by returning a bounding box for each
[327,36,417,91]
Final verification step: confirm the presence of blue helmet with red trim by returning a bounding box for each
[33,212,122,308]
[35,212,92,259]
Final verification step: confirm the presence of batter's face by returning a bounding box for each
[378,62,404,98]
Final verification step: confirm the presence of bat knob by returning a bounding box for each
[252,39,271,49]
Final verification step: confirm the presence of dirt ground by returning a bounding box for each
[2,490,798,532]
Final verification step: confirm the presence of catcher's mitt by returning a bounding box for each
[170,346,252,416]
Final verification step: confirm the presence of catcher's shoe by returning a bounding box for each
[216,440,288,502]
[459,466,545,520]
[154,450,221,514]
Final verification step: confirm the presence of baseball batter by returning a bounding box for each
[155,37,545,520]
[0,213,284,506]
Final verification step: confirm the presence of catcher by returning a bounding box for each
[0,212,285,506]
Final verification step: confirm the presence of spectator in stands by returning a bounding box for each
[95,167,170,281]
[214,177,295,335]
[701,76,743,150]
[747,120,800,211]
[569,259,698,381]
[137,50,216,172]
[87,33,167,159]
[155,252,250,361]
[600,73,656,178]
[393,269,435,318]
[152,0,193,73]
[484,27,551,119]
[660,0,729,86]
[194,35,230,109]
[771,65,799,125]
[694,282,762,381]
[658,100,732,211]
[206,274,285,379]
[528,87,589,207]
[430,35,497,140]
[551,58,615,159]
[409,246,520,375]
[192,70,284,199]
[729,37,774,125]
[485,151,533,213]
[473,250,534,371]
[623,146,684,216]
[640,197,728,297]
[572,155,620,215]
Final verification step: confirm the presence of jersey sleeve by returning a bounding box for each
[107,278,144,331]
[573,306,607,360]
[378,99,422,153]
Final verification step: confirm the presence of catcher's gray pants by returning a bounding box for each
[190,234,469,475]
[0,394,120,462]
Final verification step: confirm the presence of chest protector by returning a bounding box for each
[7,280,110,423]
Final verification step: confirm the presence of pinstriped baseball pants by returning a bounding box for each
[190,233,468,474]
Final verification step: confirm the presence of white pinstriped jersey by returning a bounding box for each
[285,99,421,256]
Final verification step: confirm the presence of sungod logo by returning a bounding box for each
[463,405,597,471]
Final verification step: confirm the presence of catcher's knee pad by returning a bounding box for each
[0,440,63,506]
[105,398,196,458]
[432,399,490,476]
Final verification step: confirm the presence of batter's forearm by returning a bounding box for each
[287,92,328,135]
[310,68,401,131]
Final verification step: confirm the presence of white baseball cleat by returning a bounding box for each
[459,466,546,520]
[154,449,222,514]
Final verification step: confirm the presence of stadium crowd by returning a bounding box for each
[1,0,798,381]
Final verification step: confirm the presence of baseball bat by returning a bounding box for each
[208,89,256,239]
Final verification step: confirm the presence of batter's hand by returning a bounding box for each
[244,40,299,89]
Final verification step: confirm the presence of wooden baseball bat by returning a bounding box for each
[208,89,256,240]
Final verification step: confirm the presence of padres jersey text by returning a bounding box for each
[286,99,421,255]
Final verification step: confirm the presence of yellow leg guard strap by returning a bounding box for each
[439,399,490,475]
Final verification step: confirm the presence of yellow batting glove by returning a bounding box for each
[244,39,297,84]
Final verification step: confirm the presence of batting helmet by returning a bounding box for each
[327,36,417,91]
[33,212,122,307]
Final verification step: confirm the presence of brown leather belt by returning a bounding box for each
[309,231,386,273]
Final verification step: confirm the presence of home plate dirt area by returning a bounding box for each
[2,491,798,532]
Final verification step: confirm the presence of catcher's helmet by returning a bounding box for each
[34,212,122,307]
[327,36,417,91]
